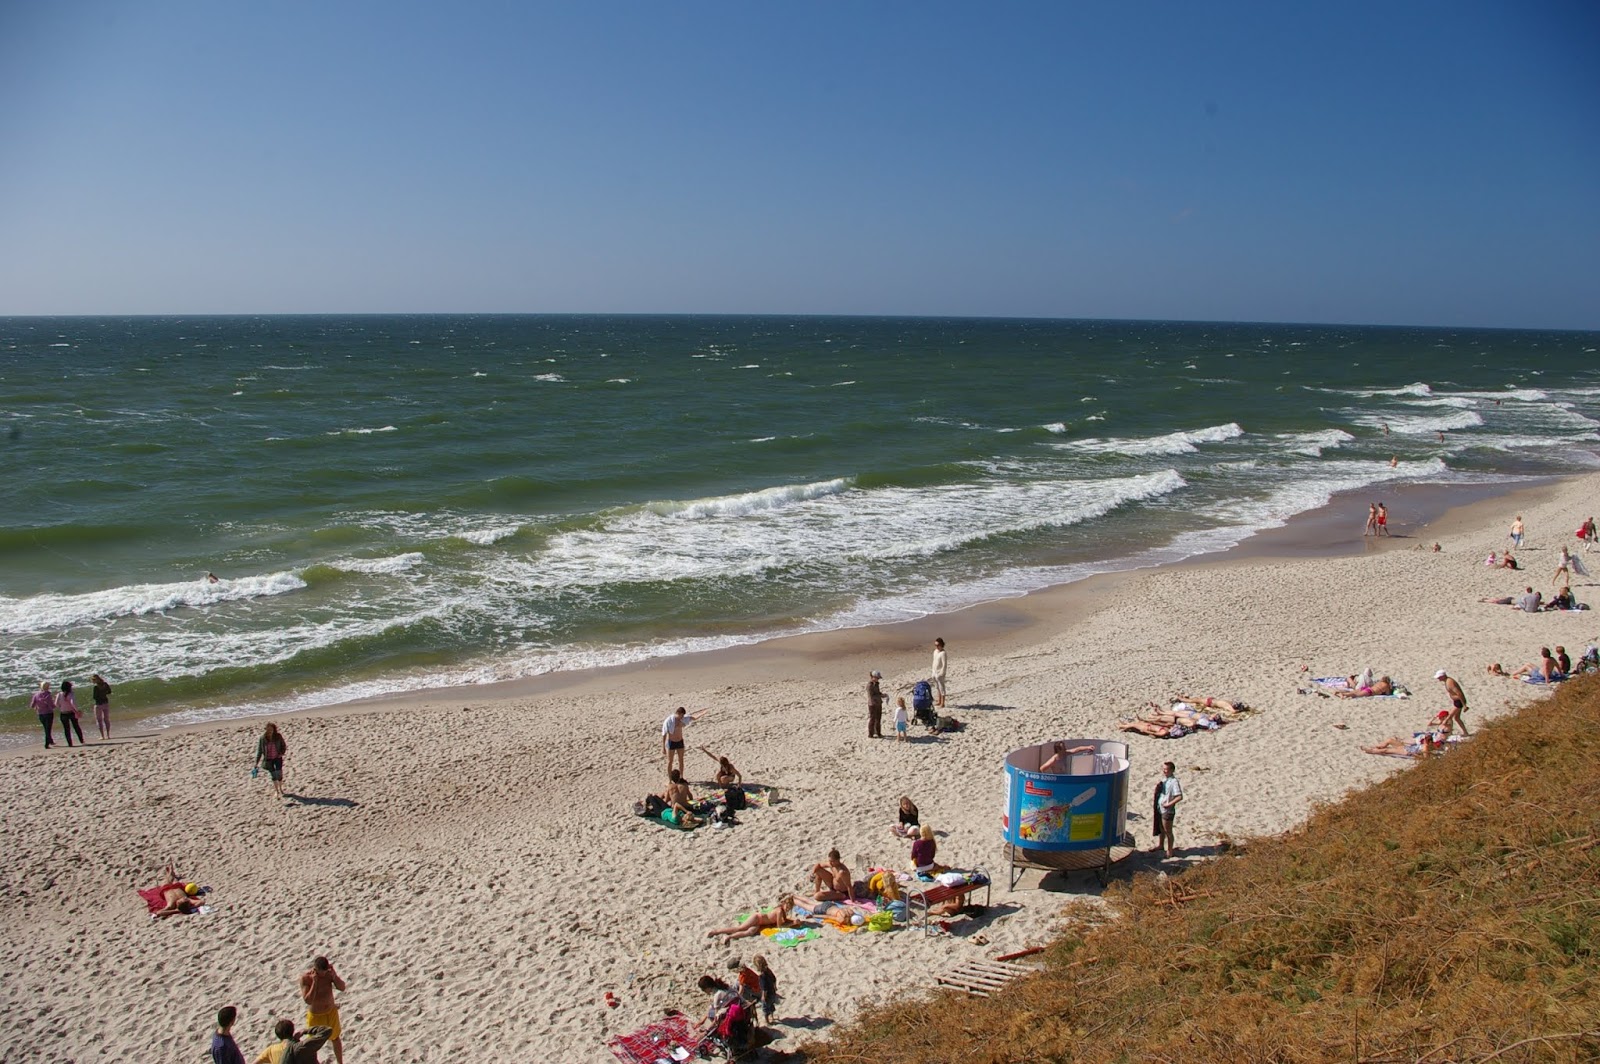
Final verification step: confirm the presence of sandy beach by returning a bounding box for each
[4,473,1597,1063]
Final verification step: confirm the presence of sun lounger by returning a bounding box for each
[902,868,991,935]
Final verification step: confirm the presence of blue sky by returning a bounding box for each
[1,2,1595,327]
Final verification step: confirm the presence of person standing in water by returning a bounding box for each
[31,681,57,748]
[57,680,85,747]
[91,673,112,740]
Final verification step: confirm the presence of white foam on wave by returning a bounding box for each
[332,553,425,575]
[327,425,398,436]
[533,373,566,383]
[0,572,308,635]
[605,378,633,384]
[1275,428,1353,457]
[454,526,520,546]
[1042,422,1068,434]
[536,470,1186,589]
[1399,396,1475,409]
[1353,409,1484,434]
[648,478,852,519]
[1453,388,1548,402]
[1057,422,1244,457]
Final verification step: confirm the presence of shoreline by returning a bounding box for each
[11,472,1561,754]
[4,469,1598,1060]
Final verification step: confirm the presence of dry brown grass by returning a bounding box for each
[794,679,1600,1063]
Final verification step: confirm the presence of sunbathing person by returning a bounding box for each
[1118,718,1176,737]
[808,849,853,901]
[660,769,702,828]
[1361,731,1448,758]
[146,864,203,919]
[1512,648,1565,683]
[1172,694,1247,713]
[706,894,797,941]
[1336,676,1393,698]
[699,746,742,787]
[1038,741,1095,773]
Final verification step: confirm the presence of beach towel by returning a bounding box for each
[1312,677,1350,690]
[606,1014,701,1064]
[1522,674,1566,686]
[761,926,822,947]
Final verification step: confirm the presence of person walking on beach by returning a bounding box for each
[31,681,56,748]
[91,673,112,740]
[254,723,288,799]
[1376,503,1390,536]
[866,670,885,738]
[931,637,948,708]
[210,1005,246,1064]
[300,955,347,1064]
[1435,670,1470,736]
[1364,503,1378,537]
[1155,762,1183,858]
[1580,516,1597,551]
[57,680,85,747]
[662,706,703,777]
[1510,514,1525,549]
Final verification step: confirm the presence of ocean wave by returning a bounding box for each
[1043,422,1068,434]
[453,526,521,546]
[1355,410,1484,434]
[0,571,308,635]
[533,373,567,383]
[331,553,425,575]
[1056,422,1244,457]
[648,478,854,519]
[326,425,398,436]
[1398,396,1476,409]
[1453,389,1548,402]
[1274,428,1354,457]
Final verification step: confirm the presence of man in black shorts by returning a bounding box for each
[1435,670,1469,736]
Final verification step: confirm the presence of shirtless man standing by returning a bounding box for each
[1434,670,1469,736]
[661,706,704,777]
[299,956,347,1064]
[808,849,853,902]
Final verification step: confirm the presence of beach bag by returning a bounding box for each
[867,911,895,932]
[724,786,746,812]
[912,680,933,712]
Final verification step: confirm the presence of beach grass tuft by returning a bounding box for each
[797,679,1600,1063]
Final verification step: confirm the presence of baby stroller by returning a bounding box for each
[911,680,938,730]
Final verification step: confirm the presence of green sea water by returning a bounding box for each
[3,314,1596,742]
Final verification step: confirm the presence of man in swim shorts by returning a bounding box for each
[809,848,853,901]
[299,956,347,1064]
[662,706,702,777]
[1435,670,1469,736]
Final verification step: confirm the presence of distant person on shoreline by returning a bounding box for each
[31,681,57,748]
[931,638,947,708]
[661,706,703,777]
[299,955,347,1064]
[207,572,221,584]
[91,673,112,740]
[254,722,287,799]
[1579,516,1597,551]
[866,671,884,739]
[1364,503,1378,537]
[1376,502,1389,536]
[1509,514,1525,549]
[57,680,84,747]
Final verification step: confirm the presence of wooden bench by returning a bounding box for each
[901,867,992,935]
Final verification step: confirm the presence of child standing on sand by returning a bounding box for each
[893,697,909,741]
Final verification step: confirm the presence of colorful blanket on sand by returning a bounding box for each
[761,926,822,947]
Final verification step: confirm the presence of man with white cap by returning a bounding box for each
[1435,670,1469,736]
[866,670,885,739]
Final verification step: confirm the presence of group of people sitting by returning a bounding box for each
[1479,586,1583,612]
[1487,644,1594,684]
[639,746,747,829]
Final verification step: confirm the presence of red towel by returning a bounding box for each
[138,882,183,913]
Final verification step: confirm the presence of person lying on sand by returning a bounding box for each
[146,864,206,920]
[1173,694,1248,713]
[699,746,742,787]
[1361,730,1450,758]
[808,849,853,901]
[706,894,797,941]
[1335,676,1394,698]
[1119,719,1177,737]
[660,769,702,828]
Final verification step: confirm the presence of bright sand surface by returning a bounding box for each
[4,474,1598,1063]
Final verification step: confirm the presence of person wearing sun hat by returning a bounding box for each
[1435,670,1469,736]
[866,670,885,738]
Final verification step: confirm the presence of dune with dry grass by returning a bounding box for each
[797,678,1600,1064]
